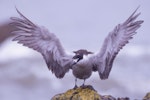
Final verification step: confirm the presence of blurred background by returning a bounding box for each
[0,0,150,100]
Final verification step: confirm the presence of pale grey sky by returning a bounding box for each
[0,0,150,51]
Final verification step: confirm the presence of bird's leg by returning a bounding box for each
[81,79,86,88]
[73,78,78,89]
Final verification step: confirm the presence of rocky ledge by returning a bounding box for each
[51,85,150,100]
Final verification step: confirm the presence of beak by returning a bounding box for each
[88,51,93,54]
[87,51,94,55]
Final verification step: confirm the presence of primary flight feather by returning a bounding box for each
[11,8,143,87]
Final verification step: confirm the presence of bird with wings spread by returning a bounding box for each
[11,8,143,88]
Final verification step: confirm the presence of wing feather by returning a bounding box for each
[90,7,143,79]
[11,9,74,78]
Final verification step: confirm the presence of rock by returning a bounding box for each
[51,86,150,100]
[117,97,130,100]
[143,92,150,100]
[51,85,101,100]
[101,95,116,100]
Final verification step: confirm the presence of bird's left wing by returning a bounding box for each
[89,7,144,79]
[11,9,74,78]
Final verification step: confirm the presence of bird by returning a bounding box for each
[11,7,143,88]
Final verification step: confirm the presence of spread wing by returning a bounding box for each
[90,8,144,79]
[11,9,74,78]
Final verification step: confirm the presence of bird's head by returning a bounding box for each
[73,49,93,56]
[73,49,93,62]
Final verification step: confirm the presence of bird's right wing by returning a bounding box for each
[11,9,74,78]
[89,7,143,79]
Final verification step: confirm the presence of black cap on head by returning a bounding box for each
[73,49,93,55]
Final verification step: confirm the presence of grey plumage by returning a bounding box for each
[11,8,74,78]
[11,8,143,82]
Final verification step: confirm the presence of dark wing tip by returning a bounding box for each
[123,6,143,26]
[13,7,36,27]
[15,6,24,18]
[131,5,141,16]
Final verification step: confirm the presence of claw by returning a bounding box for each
[73,85,78,89]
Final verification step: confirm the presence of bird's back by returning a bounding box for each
[72,59,93,79]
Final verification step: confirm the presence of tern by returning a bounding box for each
[11,8,143,87]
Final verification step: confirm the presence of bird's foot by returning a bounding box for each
[80,85,96,91]
[80,83,85,88]
[73,85,78,89]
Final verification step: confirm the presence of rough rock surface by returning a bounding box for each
[51,85,101,100]
[143,92,150,100]
[51,85,150,100]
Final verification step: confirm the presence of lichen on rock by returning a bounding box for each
[51,85,101,100]
[51,86,150,100]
